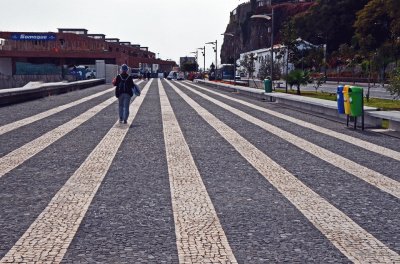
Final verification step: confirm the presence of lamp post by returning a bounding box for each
[251,8,274,87]
[222,32,236,85]
[206,40,218,79]
[316,34,328,82]
[190,51,198,71]
[198,47,205,75]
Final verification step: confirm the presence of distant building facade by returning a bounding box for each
[0,28,176,76]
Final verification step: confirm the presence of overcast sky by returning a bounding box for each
[0,0,247,67]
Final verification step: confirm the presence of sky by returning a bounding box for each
[0,0,247,68]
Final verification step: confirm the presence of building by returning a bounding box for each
[239,39,318,78]
[0,28,176,77]
[180,57,196,66]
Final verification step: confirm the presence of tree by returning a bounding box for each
[284,69,312,95]
[279,20,301,77]
[181,62,198,72]
[312,72,325,92]
[293,0,370,53]
[354,0,400,81]
[258,59,282,80]
[354,0,400,52]
[240,53,256,78]
[387,67,400,98]
[304,47,324,71]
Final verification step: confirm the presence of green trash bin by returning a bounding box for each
[349,87,363,117]
[264,79,272,93]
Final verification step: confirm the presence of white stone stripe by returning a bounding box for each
[0,81,143,178]
[0,80,152,264]
[184,81,400,162]
[0,97,115,178]
[180,82,400,199]
[0,81,143,136]
[0,88,112,136]
[159,79,237,264]
[167,80,400,263]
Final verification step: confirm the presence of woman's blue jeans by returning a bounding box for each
[118,93,132,122]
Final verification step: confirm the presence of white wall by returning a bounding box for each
[105,64,119,84]
[96,60,106,79]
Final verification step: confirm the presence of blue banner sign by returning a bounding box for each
[11,33,57,41]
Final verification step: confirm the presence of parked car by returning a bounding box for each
[167,71,178,80]
[130,68,141,79]
[86,69,96,79]
[177,71,185,80]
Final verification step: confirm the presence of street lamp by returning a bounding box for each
[206,40,218,78]
[251,9,274,87]
[222,32,236,85]
[190,51,198,71]
[316,34,328,82]
[198,47,205,75]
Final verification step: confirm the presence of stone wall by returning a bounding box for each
[0,75,69,89]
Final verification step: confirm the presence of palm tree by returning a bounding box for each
[285,69,312,95]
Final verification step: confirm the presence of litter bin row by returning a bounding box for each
[337,85,364,117]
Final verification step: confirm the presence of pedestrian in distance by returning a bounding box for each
[113,64,136,124]
[147,71,151,80]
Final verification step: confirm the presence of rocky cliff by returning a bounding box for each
[221,1,315,64]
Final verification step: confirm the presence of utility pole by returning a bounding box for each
[206,40,218,78]
[251,7,275,87]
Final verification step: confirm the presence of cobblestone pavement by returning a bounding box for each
[0,79,399,263]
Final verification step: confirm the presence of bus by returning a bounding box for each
[216,64,235,80]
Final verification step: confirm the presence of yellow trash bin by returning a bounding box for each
[343,85,351,115]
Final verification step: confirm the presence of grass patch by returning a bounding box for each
[274,89,400,110]
[363,98,400,110]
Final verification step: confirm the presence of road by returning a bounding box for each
[301,81,397,100]
[0,79,399,263]
[241,78,397,99]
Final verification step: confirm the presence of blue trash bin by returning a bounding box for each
[337,85,345,114]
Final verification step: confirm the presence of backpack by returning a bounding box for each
[118,74,130,94]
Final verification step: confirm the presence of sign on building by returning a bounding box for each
[10,33,57,41]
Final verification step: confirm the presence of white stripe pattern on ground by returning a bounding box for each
[0,87,113,136]
[159,79,237,263]
[179,82,400,199]
[184,81,400,162]
[0,79,153,264]
[0,81,143,136]
[0,97,116,178]
[166,80,400,263]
